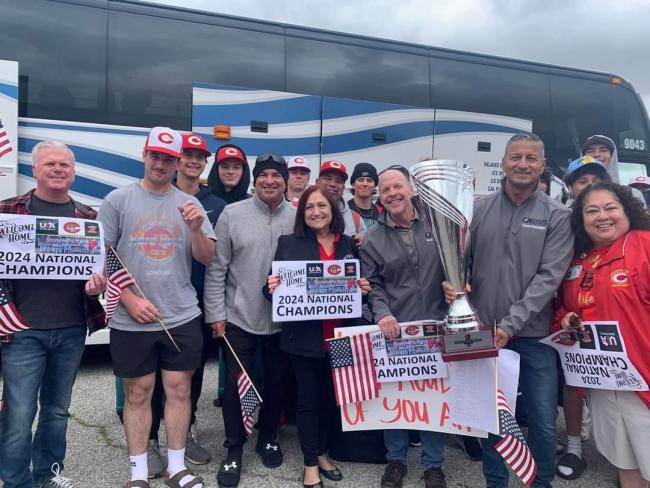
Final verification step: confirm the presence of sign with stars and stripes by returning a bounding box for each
[329,333,379,406]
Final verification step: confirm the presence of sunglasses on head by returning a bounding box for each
[257,153,287,166]
[379,164,410,180]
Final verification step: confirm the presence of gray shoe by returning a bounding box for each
[185,425,211,465]
[147,439,164,479]
[39,463,74,488]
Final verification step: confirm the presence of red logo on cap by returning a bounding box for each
[295,157,304,164]
[158,132,174,144]
[187,135,202,146]
[329,161,342,169]
[224,148,239,156]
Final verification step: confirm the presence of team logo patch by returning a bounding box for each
[610,269,629,286]
[327,264,342,276]
[157,132,174,144]
[63,221,81,234]
[187,135,202,146]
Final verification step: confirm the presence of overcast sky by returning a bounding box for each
[145,0,650,110]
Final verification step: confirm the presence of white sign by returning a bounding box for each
[336,324,489,437]
[0,213,105,280]
[370,322,448,383]
[272,259,361,322]
[542,321,648,391]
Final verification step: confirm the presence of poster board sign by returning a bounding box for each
[336,324,492,437]
[0,213,105,280]
[272,259,361,322]
[541,321,648,391]
[370,321,448,382]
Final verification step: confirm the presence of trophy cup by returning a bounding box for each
[410,160,498,362]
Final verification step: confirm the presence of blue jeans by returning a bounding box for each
[384,429,445,471]
[482,337,557,488]
[0,325,86,488]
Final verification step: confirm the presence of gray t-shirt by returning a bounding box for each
[98,182,216,332]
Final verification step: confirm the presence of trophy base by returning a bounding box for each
[441,328,498,362]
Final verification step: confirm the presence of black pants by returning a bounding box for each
[222,324,289,458]
[150,324,216,439]
[291,353,337,466]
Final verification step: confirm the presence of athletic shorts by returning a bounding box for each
[110,317,203,378]
[588,389,650,479]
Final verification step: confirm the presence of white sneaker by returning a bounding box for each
[39,464,74,488]
[580,402,591,441]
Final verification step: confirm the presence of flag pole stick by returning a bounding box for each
[109,247,181,353]
[222,334,263,403]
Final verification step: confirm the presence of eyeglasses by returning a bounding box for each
[378,164,410,180]
[256,153,287,166]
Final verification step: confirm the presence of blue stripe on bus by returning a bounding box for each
[196,132,322,156]
[192,97,322,127]
[434,121,521,135]
[322,121,434,153]
[323,97,425,119]
[19,138,144,179]
[19,120,149,136]
[193,82,257,91]
[0,83,18,100]
[18,163,117,200]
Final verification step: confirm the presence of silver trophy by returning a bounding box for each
[410,160,497,362]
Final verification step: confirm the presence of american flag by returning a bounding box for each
[0,280,30,334]
[238,371,261,436]
[495,389,537,487]
[105,247,135,324]
[329,333,379,406]
[0,120,13,159]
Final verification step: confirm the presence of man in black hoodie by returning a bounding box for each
[207,144,251,204]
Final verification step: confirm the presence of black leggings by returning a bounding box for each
[291,354,337,466]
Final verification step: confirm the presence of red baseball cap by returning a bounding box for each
[144,127,182,158]
[319,160,348,180]
[181,133,211,157]
[215,145,247,166]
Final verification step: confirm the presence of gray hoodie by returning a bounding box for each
[203,194,295,335]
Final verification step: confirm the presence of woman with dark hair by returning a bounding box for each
[553,182,650,487]
[266,185,371,488]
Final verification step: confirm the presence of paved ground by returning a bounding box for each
[2,347,619,488]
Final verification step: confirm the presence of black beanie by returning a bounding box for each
[253,154,288,185]
[350,162,378,185]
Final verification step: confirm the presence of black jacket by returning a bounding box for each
[268,232,359,358]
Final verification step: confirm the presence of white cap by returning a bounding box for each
[144,127,182,158]
[287,156,310,172]
[628,175,650,188]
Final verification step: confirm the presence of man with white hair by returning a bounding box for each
[0,141,107,488]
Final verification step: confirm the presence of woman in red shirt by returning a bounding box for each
[266,186,370,488]
[554,182,650,488]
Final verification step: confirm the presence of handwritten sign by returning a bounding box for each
[542,321,648,391]
[272,259,361,322]
[0,213,104,280]
[336,324,489,436]
[370,322,447,382]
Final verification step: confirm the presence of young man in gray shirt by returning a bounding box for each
[98,127,216,488]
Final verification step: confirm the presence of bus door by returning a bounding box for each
[321,96,435,175]
[192,82,322,183]
[432,109,532,196]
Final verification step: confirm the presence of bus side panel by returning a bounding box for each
[192,82,322,182]
[433,110,532,195]
[17,118,149,206]
[0,60,19,200]
[321,97,435,171]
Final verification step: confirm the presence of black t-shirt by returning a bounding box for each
[347,198,381,230]
[12,194,86,329]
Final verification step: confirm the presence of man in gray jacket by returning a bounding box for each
[448,132,574,488]
[360,166,448,488]
[204,154,295,488]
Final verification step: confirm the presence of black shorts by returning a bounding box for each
[110,317,203,378]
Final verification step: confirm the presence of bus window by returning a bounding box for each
[550,75,614,169]
[107,10,284,130]
[286,36,430,107]
[613,85,650,155]
[0,0,107,124]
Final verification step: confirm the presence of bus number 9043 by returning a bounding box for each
[623,138,646,151]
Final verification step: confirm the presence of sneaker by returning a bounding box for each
[422,467,447,488]
[581,402,591,441]
[380,460,407,488]
[147,439,165,479]
[454,435,482,461]
[39,464,74,488]
[217,458,241,487]
[255,441,283,468]
[185,425,211,465]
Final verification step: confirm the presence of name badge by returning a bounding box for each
[565,265,582,281]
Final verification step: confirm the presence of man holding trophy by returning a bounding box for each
[360,166,449,488]
[443,133,574,488]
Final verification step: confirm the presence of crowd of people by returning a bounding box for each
[0,127,648,488]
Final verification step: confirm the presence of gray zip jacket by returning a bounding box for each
[360,200,447,323]
[203,195,295,335]
[469,189,574,337]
